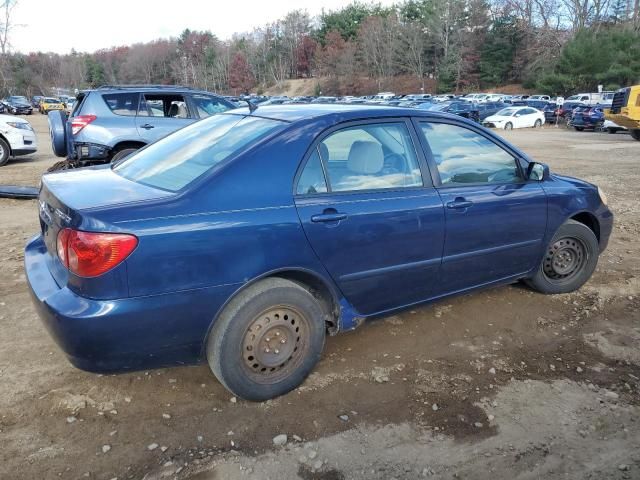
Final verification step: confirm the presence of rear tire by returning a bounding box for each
[607,128,616,134]
[0,137,11,166]
[575,127,584,131]
[207,278,326,401]
[631,129,640,141]
[525,220,599,294]
[111,148,138,163]
[534,119,542,128]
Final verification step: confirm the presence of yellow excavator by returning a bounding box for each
[605,85,640,141]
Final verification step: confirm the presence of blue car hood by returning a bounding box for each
[42,165,174,211]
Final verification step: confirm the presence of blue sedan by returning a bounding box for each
[25,105,613,401]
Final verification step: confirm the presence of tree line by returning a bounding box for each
[1,0,639,97]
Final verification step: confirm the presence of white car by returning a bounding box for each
[482,107,545,130]
[0,114,37,166]
[528,95,551,101]
[603,119,627,134]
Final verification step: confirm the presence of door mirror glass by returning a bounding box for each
[527,162,548,181]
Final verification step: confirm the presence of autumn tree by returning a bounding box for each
[228,52,255,94]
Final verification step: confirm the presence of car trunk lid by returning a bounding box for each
[39,165,173,265]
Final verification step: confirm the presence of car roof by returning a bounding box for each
[224,103,450,123]
[86,85,225,96]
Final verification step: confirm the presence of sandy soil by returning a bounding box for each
[0,114,638,480]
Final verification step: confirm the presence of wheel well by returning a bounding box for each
[111,141,145,154]
[570,212,600,241]
[270,271,339,332]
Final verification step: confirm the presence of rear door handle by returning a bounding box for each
[446,199,473,209]
[140,123,154,129]
[311,212,347,223]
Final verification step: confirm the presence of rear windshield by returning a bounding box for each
[113,114,286,192]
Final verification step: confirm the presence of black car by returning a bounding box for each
[31,95,44,108]
[476,102,508,120]
[558,101,584,119]
[542,103,560,123]
[524,100,549,110]
[419,101,480,122]
[4,96,33,115]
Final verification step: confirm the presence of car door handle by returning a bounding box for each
[311,212,347,223]
[140,123,154,129]
[446,199,473,209]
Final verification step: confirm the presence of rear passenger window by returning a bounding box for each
[420,122,521,185]
[102,93,139,116]
[318,123,422,192]
[296,149,328,195]
[139,94,190,118]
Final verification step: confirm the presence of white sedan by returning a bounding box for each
[0,114,37,166]
[482,107,545,130]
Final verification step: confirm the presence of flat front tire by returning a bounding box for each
[525,220,599,294]
[207,278,326,401]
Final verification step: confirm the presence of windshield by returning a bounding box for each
[495,108,518,116]
[9,96,28,102]
[45,98,60,103]
[114,114,286,192]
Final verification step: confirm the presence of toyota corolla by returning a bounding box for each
[25,104,613,401]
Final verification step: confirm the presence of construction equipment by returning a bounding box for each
[605,86,640,141]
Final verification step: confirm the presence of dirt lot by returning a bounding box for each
[0,114,639,480]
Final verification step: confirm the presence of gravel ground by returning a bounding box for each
[0,114,638,480]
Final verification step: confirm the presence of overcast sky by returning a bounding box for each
[11,0,395,54]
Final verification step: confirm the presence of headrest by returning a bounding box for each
[347,141,383,175]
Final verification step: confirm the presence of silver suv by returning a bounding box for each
[49,85,236,166]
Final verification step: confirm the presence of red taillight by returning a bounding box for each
[71,114,97,135]
[56,228,138,277]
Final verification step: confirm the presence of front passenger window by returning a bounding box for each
[319,123,422,192]
[420,122,521,185]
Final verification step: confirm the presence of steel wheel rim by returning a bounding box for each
[241,305,309,384]
[543,237,587,283]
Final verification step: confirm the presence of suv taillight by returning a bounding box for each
[71,114,97,135]
[56,228,138,277]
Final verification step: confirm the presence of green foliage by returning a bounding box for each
[479,16,520,86]
[85,57,106,87]
[536,27,640,94]
[317,2,393,42]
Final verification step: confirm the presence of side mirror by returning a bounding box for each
[515,114,521,117]
[527,162,549,181]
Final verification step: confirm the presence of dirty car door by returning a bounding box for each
[294,120,445,316]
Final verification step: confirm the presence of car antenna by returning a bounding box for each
[245,99,257,114]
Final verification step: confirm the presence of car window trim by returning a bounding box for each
[102,92,141,117]
[412,117,528,189]
[293,117,432,198]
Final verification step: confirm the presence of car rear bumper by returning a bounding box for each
[69,142,111,160]
[25,234,238,372]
